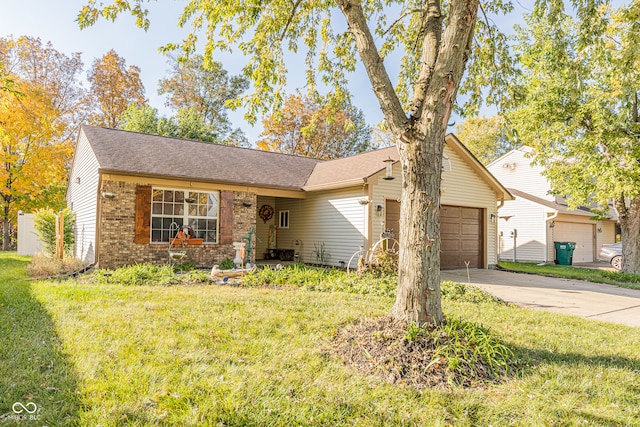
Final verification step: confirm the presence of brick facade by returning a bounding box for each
[98,178,257,269]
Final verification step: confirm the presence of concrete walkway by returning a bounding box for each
[441,269,640,328]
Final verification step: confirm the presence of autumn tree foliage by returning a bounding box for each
[158,54,248,144]
[258,94,372,159]
[88,49,146,128]
[455,116,514,165]
[0,36,85,250]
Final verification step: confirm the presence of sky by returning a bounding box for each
[0,0,532,145]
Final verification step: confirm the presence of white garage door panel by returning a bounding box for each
[553,222,594,263]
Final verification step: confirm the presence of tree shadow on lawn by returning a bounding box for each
[511,345,640,424]
[0,257,82,426]
[519,345,640,375]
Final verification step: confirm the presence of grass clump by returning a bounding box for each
[441,280,505,304]
[217,257,235,270]
[429,317,517,385]
[86,262,211,286]
[26,253,86,278]
[242,263,397,296]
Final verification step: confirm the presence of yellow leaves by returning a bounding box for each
[258,93,371,159]
[1,36,83,222]
[88,49,147,128]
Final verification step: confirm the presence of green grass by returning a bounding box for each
[499,261,640,290]
[0,252,82,426]
[2,254,640,425]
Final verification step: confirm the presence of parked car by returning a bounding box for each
[598,242,622,270]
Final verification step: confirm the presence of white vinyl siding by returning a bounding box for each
[66,130,100,264]
[497,197,548,262]
[488,148,553,202]
[274,187,366,267]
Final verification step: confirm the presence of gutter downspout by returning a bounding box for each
[495,198,505,265]
[546,210,559,263]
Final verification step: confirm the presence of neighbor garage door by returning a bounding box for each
[553,222,595,263]
[441,205,484,269]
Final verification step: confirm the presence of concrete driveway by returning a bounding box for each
[441,269,640,327]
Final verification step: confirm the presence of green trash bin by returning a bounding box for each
[554,242,576,265]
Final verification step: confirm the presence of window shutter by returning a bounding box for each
[219,191,234,244]
[134,185,152,244]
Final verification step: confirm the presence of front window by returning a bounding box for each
[151,188,219,243]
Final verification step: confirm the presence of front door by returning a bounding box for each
[384,199,400,240]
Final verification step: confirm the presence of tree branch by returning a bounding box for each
[382,8,423,37]
[335,0,407,141]
[279,0,304,42]
[416,0,479,132]
[409,0,443,122]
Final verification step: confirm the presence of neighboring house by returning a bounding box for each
[17,212,44,256]
[487,147,617,264]
[67,126,512,270]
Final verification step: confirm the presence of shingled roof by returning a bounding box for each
[80,126,512,202]
[508,188,597,217]
[304,146,396,189]
[82,126,321,191]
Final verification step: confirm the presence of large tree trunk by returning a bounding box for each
[616,195,640,274]
[391,131,445,324]
[338,0,478,325]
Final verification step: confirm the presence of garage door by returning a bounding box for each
[553,222,595,263]
[441,205,484,269]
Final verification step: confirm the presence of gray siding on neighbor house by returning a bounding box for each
[67,130,100,264]
[274,187,366,267]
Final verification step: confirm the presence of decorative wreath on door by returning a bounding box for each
[258,204,274,222]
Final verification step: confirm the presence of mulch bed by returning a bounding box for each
[329,316,515,389]
[329,316,452,389]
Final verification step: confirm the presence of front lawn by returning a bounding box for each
[2,254,639,425]
[499,261,640,290]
